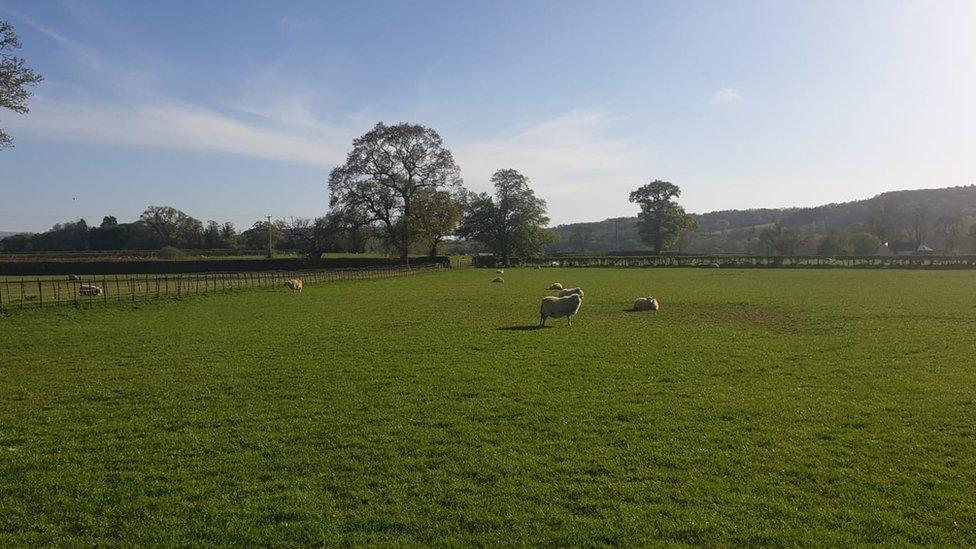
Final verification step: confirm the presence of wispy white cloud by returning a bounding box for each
[5,12,653,223]
[711,86,743,104]
[9,96,354,164]
[455,111,646,188]
[278,15,321,34]
[3,9,359,165]
[453,110,653,222]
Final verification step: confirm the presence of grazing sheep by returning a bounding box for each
[633,297,660,311]
[67,274,80,281]
[285,279,303,292]
[548,282,564,290]
[79,284,102,297]
[539,293,583,326]
[496,269,505,274]
[557,287,584,299]
[492,277,504,283]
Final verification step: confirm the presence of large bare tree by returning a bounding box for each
[1,21,43,149]
[328,122,462,262]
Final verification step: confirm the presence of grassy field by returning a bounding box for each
[1,268,974,545]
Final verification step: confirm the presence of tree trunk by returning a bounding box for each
[401,196,411,264]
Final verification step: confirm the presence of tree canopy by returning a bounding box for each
[328,122,463,261]
[1,21,43,149]
[407,188,462,256]
[139,206,205,248]
[457,169,551,265]
[628,180,698,253]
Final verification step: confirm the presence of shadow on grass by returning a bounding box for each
[497,325,550,331]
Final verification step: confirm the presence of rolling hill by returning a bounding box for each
[550,185,976,254]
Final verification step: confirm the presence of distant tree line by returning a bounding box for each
[551,185,976,255]
[8,108,976,259]
[0,208,299,253]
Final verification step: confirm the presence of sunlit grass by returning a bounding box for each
[1,268,974,545]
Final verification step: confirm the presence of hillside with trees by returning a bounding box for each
[550,185,976,255]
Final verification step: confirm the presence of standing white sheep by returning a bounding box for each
[539,293,583,326]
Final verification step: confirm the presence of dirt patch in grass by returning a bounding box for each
[664,302,799,332]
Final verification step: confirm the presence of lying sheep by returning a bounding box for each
[67,274,80,281]
[540,293,583,326]
[496,269,505,274]
[285,279,303,292]
[633,297,660,311]
[79,284,102,297]
[492,277,504,283]
[557,287,584,298]
[548,282,563,290]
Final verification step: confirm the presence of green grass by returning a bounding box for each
[1,268,975,545]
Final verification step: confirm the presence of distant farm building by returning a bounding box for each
[875,242,936,256]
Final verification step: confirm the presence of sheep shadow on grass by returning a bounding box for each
[497,325,551,331]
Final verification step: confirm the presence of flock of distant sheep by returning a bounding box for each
[55,272,655,326]
[492,269,659,326]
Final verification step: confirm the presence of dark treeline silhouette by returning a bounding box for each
[0,207,368,255]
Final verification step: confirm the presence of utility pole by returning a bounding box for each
[266,215,273,259]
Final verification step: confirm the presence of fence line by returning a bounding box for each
[0,264,442,312]
[485,255,976,269]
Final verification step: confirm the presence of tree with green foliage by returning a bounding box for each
[849,232,881,255]
[760,224,809,255]
[628,180,698,254]
[458,169,552,266]
[934,215,963,252]
[328,122,463,262]
[33,219,89,251]
[816,230,851,256]
[408,188,462,256]
[240,220,284,250]
[868,202,906,243]
[139,206,204,248]
[286,207,370,260]
[1,21,43,149]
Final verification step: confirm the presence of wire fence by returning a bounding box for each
[0,264,442,312]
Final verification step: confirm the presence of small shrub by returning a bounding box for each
[158,246,185,260]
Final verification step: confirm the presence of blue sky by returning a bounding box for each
[1,0,973,232]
